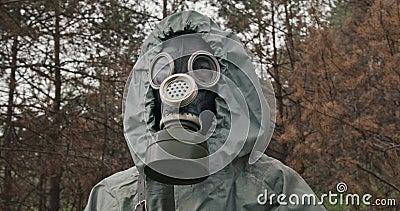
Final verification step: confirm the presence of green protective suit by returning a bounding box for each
[85,11,326,211]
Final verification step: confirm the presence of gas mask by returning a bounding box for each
[144,34,220,185]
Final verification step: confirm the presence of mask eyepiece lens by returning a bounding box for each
[188,51,220,87]
[149,52,174,89]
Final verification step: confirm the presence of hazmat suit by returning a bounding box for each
[85,11,326,211]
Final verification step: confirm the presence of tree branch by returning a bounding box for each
[356,163,400,193]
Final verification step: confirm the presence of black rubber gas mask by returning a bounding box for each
[144,34,220,185]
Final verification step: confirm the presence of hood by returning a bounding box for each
[123,11,275,174]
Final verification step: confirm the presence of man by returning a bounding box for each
[85,11,326,211]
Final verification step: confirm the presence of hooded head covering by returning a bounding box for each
[123,11,276,175]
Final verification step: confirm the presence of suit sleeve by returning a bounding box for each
[269,161,327,211]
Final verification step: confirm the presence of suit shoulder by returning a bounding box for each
[97,166,139,197]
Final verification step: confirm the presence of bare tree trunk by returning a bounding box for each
[39,174,46,211]
[49,0,62,210]
[271,0,283,121]
[1,34,18,211]
[284,1,296,71]
[100,79,108,178]
[163,0,168,18]
[271,0,289,161]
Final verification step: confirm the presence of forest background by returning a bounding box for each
[1,0,399,210]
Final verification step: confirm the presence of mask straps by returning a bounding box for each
[135,173,147,211]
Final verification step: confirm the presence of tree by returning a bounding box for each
[216,0,399,205]
[217,0,335,161]
[0,0,154,209]
[286,0,400,201]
